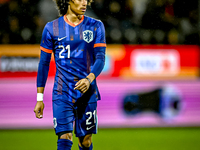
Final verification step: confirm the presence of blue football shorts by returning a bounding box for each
[52,99,98,137]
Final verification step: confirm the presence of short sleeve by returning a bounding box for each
[94,21,106,48]
[40,23,53,53]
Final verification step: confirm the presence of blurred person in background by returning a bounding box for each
[0,0,40,44]
[38,0,59,23]
[33,0,106,150]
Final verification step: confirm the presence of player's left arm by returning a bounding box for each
[74,21,106,93]
[74,46,105,93]
[89,20,106,80]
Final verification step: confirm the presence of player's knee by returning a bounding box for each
[58,132,73,141]
[79,134,92,148]
[81,139,92,148]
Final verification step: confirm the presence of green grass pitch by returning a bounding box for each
[0,127,199,150]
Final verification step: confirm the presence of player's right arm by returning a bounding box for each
[34,87,45,119]
[34,50,52,119]
[34,23,53,119]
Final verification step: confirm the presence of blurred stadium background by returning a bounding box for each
[0,0,200,149]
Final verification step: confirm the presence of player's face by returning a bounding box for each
[70,0,88,15]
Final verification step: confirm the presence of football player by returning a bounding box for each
[34,0,106,150]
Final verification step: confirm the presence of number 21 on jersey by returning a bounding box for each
[59,45,70,59]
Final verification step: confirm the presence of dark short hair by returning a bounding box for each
[53,0,93,16]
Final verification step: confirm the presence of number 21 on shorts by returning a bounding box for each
[86,110,97,130]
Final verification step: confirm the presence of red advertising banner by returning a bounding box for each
[0,45,199,79]
[100,45,200,80]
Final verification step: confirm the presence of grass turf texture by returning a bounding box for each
[0,128,199,150]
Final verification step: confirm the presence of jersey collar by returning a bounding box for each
[64,15,84,27]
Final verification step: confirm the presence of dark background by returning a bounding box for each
[0,0,199,45]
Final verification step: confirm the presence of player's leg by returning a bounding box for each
[78,134,93,150]
[74,102,97,150]
[57,131,73,150]
[53,100,75,150]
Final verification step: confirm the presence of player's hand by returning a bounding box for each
[74,78,90,93]
[34,101,44,119]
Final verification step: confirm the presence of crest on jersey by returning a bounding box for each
[83,30,93,43]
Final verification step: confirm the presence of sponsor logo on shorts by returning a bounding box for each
[86,125,95,130]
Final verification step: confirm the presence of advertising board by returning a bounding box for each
[0,45,199,79]
[0,78,200,128]
[0,45,199,128]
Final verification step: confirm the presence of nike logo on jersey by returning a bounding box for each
[86,125,95,130]
[58,36,67,41]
